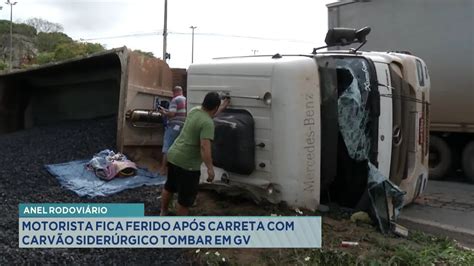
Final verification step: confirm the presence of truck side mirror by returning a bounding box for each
[325,28,357,46]
[325,27,371,46]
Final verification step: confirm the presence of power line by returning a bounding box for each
[80,31,162,41]
[80,30,316,44]
[170,31,316,44]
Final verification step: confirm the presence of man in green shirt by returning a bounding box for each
[160,92,230,216]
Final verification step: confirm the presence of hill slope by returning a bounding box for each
[0,19,104,71]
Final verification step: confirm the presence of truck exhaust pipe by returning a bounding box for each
[125,109,164,128]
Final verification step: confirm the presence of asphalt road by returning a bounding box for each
[399,180,474,248]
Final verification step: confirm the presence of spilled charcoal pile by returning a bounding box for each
[0,117,186,264]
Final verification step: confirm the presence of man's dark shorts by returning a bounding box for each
[164,163,201,207]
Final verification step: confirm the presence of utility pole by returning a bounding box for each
[190,26,197,63]
[162,0,168,61]
[5,0,17,71]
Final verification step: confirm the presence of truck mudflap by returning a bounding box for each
[0,47,174,169]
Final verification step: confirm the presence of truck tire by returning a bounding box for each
[429,135,451,180]
[462,142,474,183]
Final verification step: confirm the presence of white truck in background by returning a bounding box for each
[186,27,430,232]
[327,0,474,182]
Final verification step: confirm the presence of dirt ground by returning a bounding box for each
[190,191,474,265]
[190,191,406,264]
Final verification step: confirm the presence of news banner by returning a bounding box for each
[19,203,322,248]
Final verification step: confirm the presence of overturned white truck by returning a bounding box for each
[188,28,430,231]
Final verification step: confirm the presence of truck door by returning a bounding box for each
[374,62,393,178]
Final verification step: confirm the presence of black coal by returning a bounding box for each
[0,117,186,264]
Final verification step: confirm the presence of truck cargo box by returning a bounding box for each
[0,47,173,168]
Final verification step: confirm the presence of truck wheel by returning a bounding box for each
[429,135,451,180]
[462,142,474,183]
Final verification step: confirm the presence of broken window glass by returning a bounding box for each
[368,163,406,234]
[336,58,372,161]
[333,57,406,234]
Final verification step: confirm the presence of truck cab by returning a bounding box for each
[187,28,430,227]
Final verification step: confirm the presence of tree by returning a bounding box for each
[0,60,8,71]
[0,18,106,67]
[53,43,82,61]
[0,20,37,37]
[25,18,63,33]
[53,42,105,61]
[84,42,105,54]
[35,52,55,65]
[36,32,73,52]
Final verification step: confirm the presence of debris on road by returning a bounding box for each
[341,241,359,247]
[392,223,409,238]
[294,208,303,215]
[350,211,372,224]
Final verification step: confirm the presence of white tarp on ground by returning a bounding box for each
[46,160,165,197]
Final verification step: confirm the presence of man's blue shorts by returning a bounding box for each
[162,124,182,153]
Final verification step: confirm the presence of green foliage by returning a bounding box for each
[0,18,107,67]
[53,42,105,61]
[199,231,474,266]
[36,52,55,65]
[388,232,474,265]
[0,60,8,71]
[15,23,37,37]
[37,32,104,63]
[0,20,10,34]
[0,20,37,37]
[36,32,73,52]
[84,42,105,54]
[53,43,78,61]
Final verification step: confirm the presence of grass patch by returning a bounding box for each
[388,231,474,265]
[189,191,473,265]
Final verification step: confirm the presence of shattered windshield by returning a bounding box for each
[335,57,373,161]
[319,56,406,234]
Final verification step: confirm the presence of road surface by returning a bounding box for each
[399,180,474,248]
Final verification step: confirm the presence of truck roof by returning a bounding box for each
[196,50,424,71]
[319,50,413,65]
[190,54,317,76]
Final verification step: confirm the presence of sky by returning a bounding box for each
[0,0,335,68]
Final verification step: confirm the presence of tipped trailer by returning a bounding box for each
[187,28,430,231]
[0,47,175,170]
